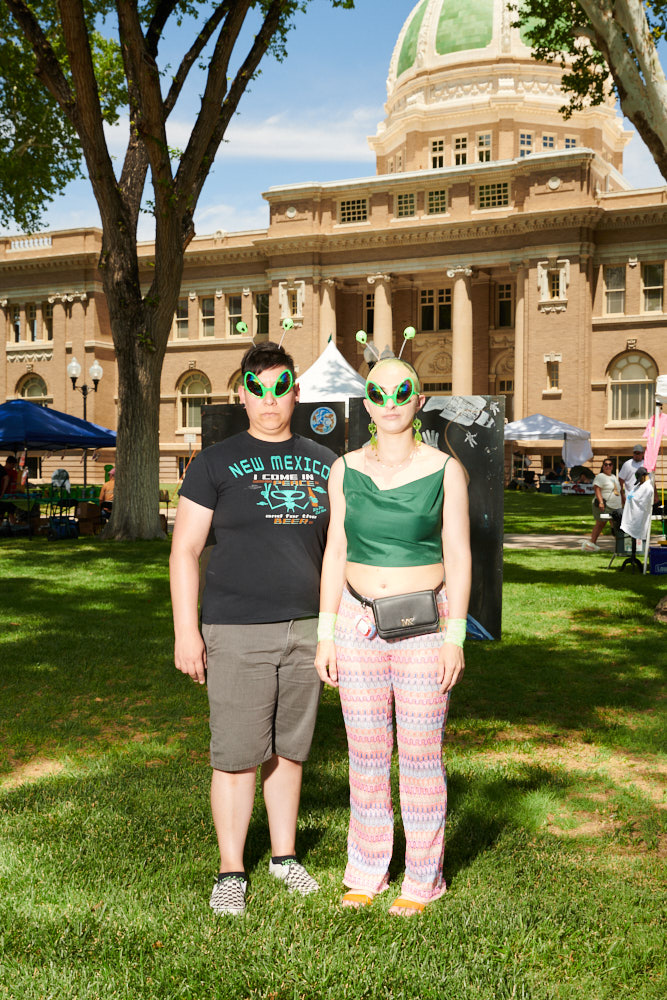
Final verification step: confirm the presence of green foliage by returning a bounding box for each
[0,2,125,231]
[513,0,667,117]
[0,0,354,233]
[0,23,80,231]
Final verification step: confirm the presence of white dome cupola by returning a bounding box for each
[370,0,628,173]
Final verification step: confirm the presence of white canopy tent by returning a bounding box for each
[296,340,366,412]
[504,413,593,466]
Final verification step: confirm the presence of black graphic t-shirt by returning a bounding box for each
[179,432,336,624]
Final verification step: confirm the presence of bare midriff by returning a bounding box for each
[346,561,444,600]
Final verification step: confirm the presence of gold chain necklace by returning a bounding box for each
[365,444,416,471]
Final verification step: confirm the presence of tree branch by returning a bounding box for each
[163,0,234,116]
[116,0,174,217]
[4,0,77,121]
[175,0,288,234]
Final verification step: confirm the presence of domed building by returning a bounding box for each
[1,0,666,484]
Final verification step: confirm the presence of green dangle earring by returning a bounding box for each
[412,418,422,443]
[368,421,378,448]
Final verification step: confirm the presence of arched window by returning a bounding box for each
[18,374,50,406]
[608,352,657,422]
[228,370,243,402]
[179,372,211,429]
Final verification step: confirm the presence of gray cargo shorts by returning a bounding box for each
[202,617,322,772]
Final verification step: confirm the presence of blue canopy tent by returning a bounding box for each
[0,399,116,452]
[0,400,116,536]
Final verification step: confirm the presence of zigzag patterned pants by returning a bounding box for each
[335,586,450,904]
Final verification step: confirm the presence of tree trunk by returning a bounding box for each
[99,237,184,540]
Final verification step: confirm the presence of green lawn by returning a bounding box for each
[0,529,665,999]
[503,490,593,535]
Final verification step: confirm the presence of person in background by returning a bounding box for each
[581,458,622,552]
[0,455,18,523]
[621,466,655,544]
[99,468,115,518]
[619,445,646,502]
[1,455,18,496]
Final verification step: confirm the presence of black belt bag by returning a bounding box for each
[347,582,441,641]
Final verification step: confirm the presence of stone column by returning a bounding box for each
[320,279,337,352]
[367,273,393,357]
[511,263,526,419]
[447,266,473,395]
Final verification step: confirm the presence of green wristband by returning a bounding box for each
[444,618,466,648]
[317,612,337,642]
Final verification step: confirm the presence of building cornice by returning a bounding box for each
[254,207,604,258]
[0,253,101,277]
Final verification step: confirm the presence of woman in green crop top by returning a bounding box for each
[315,358,471,917]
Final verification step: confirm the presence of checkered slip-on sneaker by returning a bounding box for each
[268,859,319,896]
[209,874,248,916]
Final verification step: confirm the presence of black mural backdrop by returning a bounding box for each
[201,402,347,457]
[349,395,504,640]
[201,395,504,640]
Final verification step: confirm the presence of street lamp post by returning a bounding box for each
[66,357,103,488]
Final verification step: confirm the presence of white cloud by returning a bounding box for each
[163,108,379,163]
[194,200,269,234]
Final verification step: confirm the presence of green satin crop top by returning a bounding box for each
[342,458,446,567]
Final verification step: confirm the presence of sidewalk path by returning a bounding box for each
[503,533,615,550]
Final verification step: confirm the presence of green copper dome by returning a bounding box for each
[397,0,494,78]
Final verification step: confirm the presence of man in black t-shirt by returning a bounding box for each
[170,342,336,917]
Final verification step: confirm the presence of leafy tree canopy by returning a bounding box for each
[513,0,667,180]
[0,0,352,233]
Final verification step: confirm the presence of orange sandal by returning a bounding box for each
[389,896,425,916]
[341,890,375,908]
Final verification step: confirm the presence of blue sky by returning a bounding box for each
[4,0,665,239]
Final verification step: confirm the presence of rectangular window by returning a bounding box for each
[175,297,189,338]
[396,192,416,218]
[604,265,626,314]
[478,182,509,208]
[364,292,375,336]
[255,293,269,338]
[431,139,444,169]
[420,289,451,331]
[547,361,560,389]
[12,306,21,342]
[201,296,215,337]
[564,137,577,148]
[227,295,243,336]
[396,153,403,172]
[549,272,561,300]
[498,379,514,393]
[542,134,555,150]
[438,288,452,330]
[642,263,663,312]
[611,383,654,422]
[339,198,368,223]
[519,132,533,157]
[427,189,448,214]
[454,136,467,166]
[498,283,513,327]
[43,301,53,340]
[477,133,491,162]
[27,303,37,341]
[421,289,435,331]
[422,382,452,394]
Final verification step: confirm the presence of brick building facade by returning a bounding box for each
[2,0,666,483]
